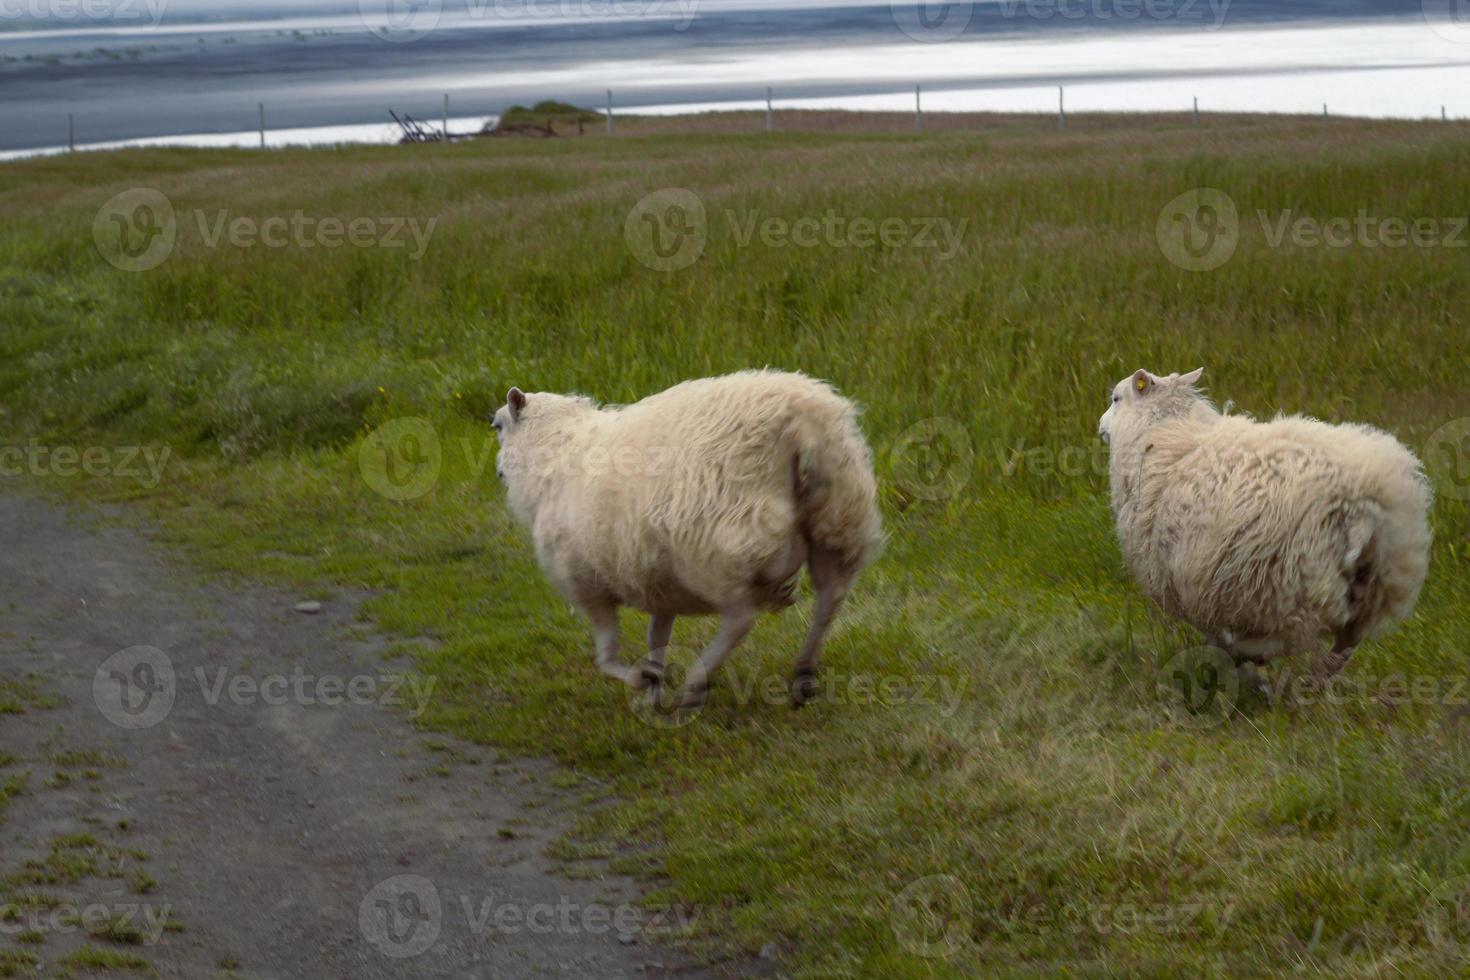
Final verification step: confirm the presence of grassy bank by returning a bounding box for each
[1,111,1468,976]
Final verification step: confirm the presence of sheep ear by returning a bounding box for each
[507,387,527,421]
[1131,369,1154,395]
[1177,367,1204,386]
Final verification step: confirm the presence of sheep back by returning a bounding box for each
[1115,413,1432,654]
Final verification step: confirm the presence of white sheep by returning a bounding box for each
[1098,368,1432,676]
[492,370,884,708]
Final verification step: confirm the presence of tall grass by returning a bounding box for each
[1,113,1468,976]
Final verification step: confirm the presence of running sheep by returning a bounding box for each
[1098,368,1432,676]
[491,370,884,709]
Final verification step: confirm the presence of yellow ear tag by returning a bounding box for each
[1135,378,1148,392]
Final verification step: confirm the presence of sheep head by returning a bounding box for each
[491,386,598,523]
[1097,367,1207,447]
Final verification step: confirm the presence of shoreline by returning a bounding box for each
[3,103,1464,163]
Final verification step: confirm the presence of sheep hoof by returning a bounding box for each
[1314,648,1354,680]
[790,669,819,708]
[634,658,665,691]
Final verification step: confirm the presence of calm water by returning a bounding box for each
[2,0,1468,156]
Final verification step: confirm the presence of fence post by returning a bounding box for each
[915,84,922,133]
[259,103,265,149]
[1443,105,1448,122]
[443,93,449,139]
[1322,103,1328,119]
[766,86,773,133]
[68,113,75,152]
[606,90,613,136]
[1193,96,1198,126]
[1058,86,1065,132]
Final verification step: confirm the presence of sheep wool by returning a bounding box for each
[492,370,884,708]
[1099,368,1432,667]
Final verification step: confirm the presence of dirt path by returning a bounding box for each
[0,493,730,979]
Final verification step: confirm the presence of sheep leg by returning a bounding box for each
[1317,620,1367,679]
[791,543,852,708]
[676,606,756,710]
[638,614,675,705]
[587,604,636,686]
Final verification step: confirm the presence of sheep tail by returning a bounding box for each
[786,403,884,574]
[1337,481,1429,646]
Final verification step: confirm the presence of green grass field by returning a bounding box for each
[2,111,1469,976]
